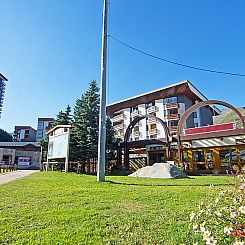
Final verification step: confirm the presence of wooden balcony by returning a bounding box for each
[113,123,124,130]
[147,106,157,114]
[167,114,180,120]
[169,126,178,132]
[166,102,179,109]
[133,131,140,137]
[148,117,156,124]
[149,128,157,135]
[112,113,124,122]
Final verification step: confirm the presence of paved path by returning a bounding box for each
[0,170,38,185]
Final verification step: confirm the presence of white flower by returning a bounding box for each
[206,236,217,245]
[230,211,237,218]
[193,224,198,230]
[219,191,225,196]
[190,211,195,221]
[200,223,206,233]
[239,205,245,214]
[214,211,222,217]
[215,198,220,204]
[233,242,244,245]
[221,207,228,212]
[203,230,211,241]
[224,226,231,234]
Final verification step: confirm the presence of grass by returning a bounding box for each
[0,172,234,244]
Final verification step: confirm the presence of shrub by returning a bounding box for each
[189,172,245,244]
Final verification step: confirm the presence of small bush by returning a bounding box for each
[189,172,245,244]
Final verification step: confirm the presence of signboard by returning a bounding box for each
[48,132,69,159]
[18,156,31,166]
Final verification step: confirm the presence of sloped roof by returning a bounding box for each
[107,80,220,115]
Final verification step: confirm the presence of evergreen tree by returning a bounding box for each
[72,80,100,163]
[53,105,72,127]
[0,129,12,142]
[71,80,115,173]
[105,117,116,161]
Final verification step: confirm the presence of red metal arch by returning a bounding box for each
[123,114,171,170]
[177,100,245,163]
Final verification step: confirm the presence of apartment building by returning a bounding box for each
[106,80,219,169]
[0,73,8,118]
[13,126,37,142]
[107,80,218,142]
[36,118,54,142]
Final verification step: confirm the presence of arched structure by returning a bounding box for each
[123,114,171,170]
[177,100,245,163]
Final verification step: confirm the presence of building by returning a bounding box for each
[0,142,41,170]
[0,73,8,118]
[36,118,54,142]
[181,122,245,173]
[13,126,37,142]
[106,80,220,170]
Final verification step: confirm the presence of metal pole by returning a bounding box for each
[97,0,108,182]
[65,127,71,173]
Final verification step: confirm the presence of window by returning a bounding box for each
[150,124,156,129]
[169,108,178,114]
[134,126,139,132]
[131,106,138,112]
[169,121,178,127]
[164,97,178,104]
[206,151,214,162]
[219,149,237,163]
[193,151,205,162]
[193,111,197,118]
[145,101,155,109]
[240,150,245,162]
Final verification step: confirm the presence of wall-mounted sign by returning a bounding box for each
[18,156,31,166]
[48,133,68,159]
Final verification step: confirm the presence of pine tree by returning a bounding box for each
[0,129,12,142]
[53,105,72,127]
[71,80,115,173]
[72,81,99,165]
[106,117,116,161]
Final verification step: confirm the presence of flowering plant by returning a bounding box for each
[189,172,245,245]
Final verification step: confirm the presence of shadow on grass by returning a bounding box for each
[105,180,233,187]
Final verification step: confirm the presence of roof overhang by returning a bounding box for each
[106,80,220,116]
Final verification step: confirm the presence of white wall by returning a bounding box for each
[138,104,146,139]
[155,99,165,138]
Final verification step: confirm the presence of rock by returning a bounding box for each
[129,162,188,179]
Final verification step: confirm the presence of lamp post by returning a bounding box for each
[97,0,108,182]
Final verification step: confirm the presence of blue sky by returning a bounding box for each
[0,0,244,132]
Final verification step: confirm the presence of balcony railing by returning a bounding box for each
[169,126,178,132]
[149,128,157,135]
[147,106,157,114]
[133,131,140,137]
[166,102,179,109]
[167,114,180,120]
[148,117,156,124]
[113,123,124,130]
[112,113,124,122]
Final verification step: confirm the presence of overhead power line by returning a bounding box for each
[108,35,245,77]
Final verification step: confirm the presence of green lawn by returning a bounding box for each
[0,172,233,244]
